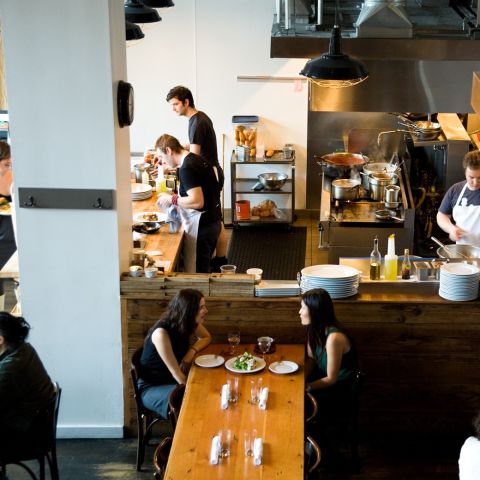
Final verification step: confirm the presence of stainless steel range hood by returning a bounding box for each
[272,1,480,112]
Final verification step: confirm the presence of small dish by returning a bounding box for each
[194,354,225,368]
[144,267,158,278]
[132,222,162,234]
[268,361,299,375]
[129,266,143,277]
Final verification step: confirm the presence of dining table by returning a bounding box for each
[163,343,305,480]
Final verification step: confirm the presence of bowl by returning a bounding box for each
[132,222,162,234]
[436,244,480,259]
[257,173,288,190]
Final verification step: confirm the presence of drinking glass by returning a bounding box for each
[227,331,241,355]
[244,429,257,457]
[249,378,263,405]
[227,377,239,403]
[218,429,232,458]
[257,338,272,360]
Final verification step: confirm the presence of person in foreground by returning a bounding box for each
[0,312,55,455]
[437,150,480,246]
[138,289,212,418]
[459,411,480,480]
[300,288,358,413]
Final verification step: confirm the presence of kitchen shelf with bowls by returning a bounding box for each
[230,150,295,227]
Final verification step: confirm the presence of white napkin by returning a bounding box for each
[210,435,221,465]
[253,437,263,465]
[221,384,230,410]
[258,387,269,410]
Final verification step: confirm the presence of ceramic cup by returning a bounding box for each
[144,267,158,278]
[246,268,263,284]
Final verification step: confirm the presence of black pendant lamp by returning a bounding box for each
[125,0,161,24]
[142,0,174,7]
[125,20,145,41]
[300,25,369,88]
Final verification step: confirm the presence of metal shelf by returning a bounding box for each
[234,178,293,194]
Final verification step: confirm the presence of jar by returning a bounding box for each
[232,115,263,160]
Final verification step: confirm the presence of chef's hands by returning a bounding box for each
[157,193,173,210]
[449,225,466,242]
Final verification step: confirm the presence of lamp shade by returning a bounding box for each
[125,0,162,23]
[300,25,369,88]
[142,0,174,7]
[126,21,145,41]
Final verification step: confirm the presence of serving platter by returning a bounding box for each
[224,356,266,374]
[194,354,225,368]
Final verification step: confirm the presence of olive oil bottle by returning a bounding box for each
[369,236,381,280]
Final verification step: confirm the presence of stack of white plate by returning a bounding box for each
[255,280,300,297]
[439,263,480,301]
[300,264,360,299]
[132,183,153,201]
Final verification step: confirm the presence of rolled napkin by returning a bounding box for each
[258,387,269,410]
[253,437,263,465]
[210,435,221,465]
[221,384,230,410]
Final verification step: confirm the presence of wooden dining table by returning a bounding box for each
[163,343,305,480]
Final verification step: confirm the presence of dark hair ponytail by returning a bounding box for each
[0,312,30,346]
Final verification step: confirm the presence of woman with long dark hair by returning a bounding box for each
[138,289,211,418]
[0,312,55,452]
[300,288,357,399]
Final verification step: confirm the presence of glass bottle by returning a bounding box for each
[401,248,411,280]
[369,236,381,280]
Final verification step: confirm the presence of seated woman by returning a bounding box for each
[459,411,480,480]
[138,288,212,418]
[300,288,358,416]
[0,312,55,455]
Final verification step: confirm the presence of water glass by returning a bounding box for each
[257,337,272,360]
[227,377,239,403]
[218,429,232,458]
[220,264,237,274]
[244,429,257,457]
[249,378,263,405]
[227,331,241,355]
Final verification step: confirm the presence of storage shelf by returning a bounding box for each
[234,178,293,194]
[234,209,293,224]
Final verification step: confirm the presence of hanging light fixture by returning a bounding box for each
[300,25,369,88]
[125,0,162,24]
[125,21,145,41]
[142,0,174,7]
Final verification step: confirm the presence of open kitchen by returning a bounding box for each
[2,0,480,478]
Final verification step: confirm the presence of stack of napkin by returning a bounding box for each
[258,387,269,410]
[210,435,221,465]
[253,437,263,465]
[221,384,230,410]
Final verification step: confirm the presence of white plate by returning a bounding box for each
[440,263,480,276]
[131,183,153,194]
[301,264,360,279]
[224,356,266,374]
[194,354,225,368]
[134,212,167,223]
[269,360,299,374]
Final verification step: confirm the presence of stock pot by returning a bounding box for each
[331,178,360,201]
[368,173,398,201]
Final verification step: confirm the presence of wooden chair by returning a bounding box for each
[130,347,164,471]
[168,383,185,432]
[153,436,173,480]
[305,391,319,424]
[305,435,321,479]
[0,381,61,480]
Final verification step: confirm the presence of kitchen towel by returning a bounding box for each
[253,437,263,465]
[258,387,269,410]
[221,384,230,410]
[210,435,221,465]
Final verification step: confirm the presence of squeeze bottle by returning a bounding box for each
[384,234,398,281]
[156,168,167,194]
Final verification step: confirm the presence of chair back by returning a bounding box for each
[168,383,185,431]
[305,391,318,424]
[130,347,146,412]
[305,435,321,477]
[153,436,173,480]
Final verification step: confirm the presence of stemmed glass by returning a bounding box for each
[227,331,240,355]
[257,337,272,360]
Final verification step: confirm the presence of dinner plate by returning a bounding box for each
[224,356,266,374]
[194,354,225,368]
[134,211,167,224]
[268,360,299,375]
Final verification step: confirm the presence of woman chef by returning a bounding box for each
[437,150,480,247]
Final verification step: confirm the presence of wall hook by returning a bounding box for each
[92,198,104,209]
[24,196,36,207]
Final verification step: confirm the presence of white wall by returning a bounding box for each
[127,0,309,208]
[0,0,131,437]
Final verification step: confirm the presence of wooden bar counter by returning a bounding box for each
[121,287,480,436]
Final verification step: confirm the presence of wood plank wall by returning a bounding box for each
[122,295,480,437]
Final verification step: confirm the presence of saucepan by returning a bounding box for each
[331,178,361,201]
[374,209,403,222]
[316,152,368,179]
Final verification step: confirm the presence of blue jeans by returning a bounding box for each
[138,380,176,419]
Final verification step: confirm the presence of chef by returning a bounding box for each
[437,150,480,246]
[155,134,221,273]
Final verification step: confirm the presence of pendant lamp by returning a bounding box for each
[125,0,162,24]
[300,25,369,88]
[142,0,174,7]
[126,20,145,41]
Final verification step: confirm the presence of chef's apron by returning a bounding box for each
[178,207,203,273]
[452,182,480,246]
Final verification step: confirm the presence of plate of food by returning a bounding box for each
[134,211,167,224]
[194,354,225,368]
[268,360,299,375]
[225,352,266,374]
[0,198,11,216]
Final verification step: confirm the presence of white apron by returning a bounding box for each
[178,207,203,273]
[452,182,480,246]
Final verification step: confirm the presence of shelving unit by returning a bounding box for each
[230,150,295,227]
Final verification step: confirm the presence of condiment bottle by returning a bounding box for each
[369,236,381,280]
[156,167,167,194]
[384,234,398,281]
[401,248,411,280]
[141,169,150,185]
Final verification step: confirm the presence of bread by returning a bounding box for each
[251,199,277,218]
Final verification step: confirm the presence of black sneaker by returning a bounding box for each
[210,256,229,273]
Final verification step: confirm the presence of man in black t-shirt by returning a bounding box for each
[155,134,221,273]
[166,86,228,271]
